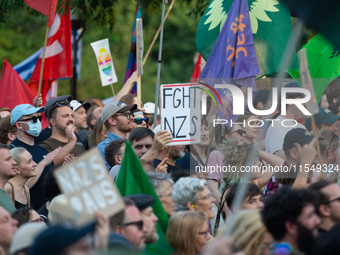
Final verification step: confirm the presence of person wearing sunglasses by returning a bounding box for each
[110,197,147,251]
[131,110,149,128]
[309,180,340,239]
[236,114,260,145]
[10,103,60,210]
[97,101,137,170]
[39,96,86,167]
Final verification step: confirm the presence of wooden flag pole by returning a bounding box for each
[136,18,142,109]
[142,0,175,67]
[110,84,116,97]
[311,115,324,179]
[38,25,50,96]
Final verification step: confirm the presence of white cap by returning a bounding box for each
[70,100,90,112]
[9,223,47,255]
[144,102,159,115]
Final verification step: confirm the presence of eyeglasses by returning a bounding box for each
[31,217,44,223]
[229,129,246,136]
[158,193,172,198]
[115,112,133,119]
[197,230,209,237]
[325,196,340,204]
[120,220,144,230]
[192,192,213,203]
[19,116,42,123]
[133,117,149,125]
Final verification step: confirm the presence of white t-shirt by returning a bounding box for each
[265,116,306,154]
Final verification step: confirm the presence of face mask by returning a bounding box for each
[25,119,42,137]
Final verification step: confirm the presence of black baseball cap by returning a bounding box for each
[283,128,315,151]
[125,194,155,211]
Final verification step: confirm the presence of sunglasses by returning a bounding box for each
[120,220,144,230]
[229,129,246,136]
[50,101,73,114]
[19,116,42,123]
[115,112,133,119]
[133,117,149,125]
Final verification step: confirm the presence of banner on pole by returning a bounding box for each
[53,148,124,226]
[160,83,201,145]
[136,18,144,76]
[91,39,118,86]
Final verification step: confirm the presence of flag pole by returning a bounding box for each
[110,84,116,97]
[38,25,50,96]
[153,0,166,125]
[136,18,142,109]
[143,0,175,67]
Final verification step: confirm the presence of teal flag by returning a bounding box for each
[116,142,175,255]
[289,34,340,103]
[196,0,298,78]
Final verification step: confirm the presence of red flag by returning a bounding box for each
[29,79,58,106]
[24,0,58,27]
[191,54,202,82]
[0,60,36,110]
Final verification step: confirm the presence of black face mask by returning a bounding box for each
[297,223,318,255]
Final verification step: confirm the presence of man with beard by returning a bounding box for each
[39,97,85,166]
[97,101,136,169]
[10,104,58,210]
[153,145,185,175]
[0,144,17,213]
[308,181,340,238]
[126,194,159,244]
[262,186,321,255]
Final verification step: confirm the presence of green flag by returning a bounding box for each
[196,0,298,78]
[115,142,174,255]
[288,34,340,103]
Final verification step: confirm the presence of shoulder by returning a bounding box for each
[4,183,12,196]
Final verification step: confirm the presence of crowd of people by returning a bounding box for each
[1,76,340,255]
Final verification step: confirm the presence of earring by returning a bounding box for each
[191,205,194,208]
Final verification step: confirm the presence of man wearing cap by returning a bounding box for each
[10,104,56,210]
[98,101,137,169]
[263,128,317,202]
[305,107,340,133]
[69,100,90,142]
[265,83,307,160]
[126,194,159,244]
[39,96,85,166]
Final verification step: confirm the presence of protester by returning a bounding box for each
[262,186,321,255]
[109,197,147,251]
[128,127,155,158]
[0,116,17,145]
[86,104,103,131]
[9,222,47,255]
[319,92,329,108]
[218,210,272,255]
[304,108,340,133]
[131,110,148,128]
[0,107,11,119]
[308,181,340,238]
[265,83,307,160]
[69,100,90,142]
[97,101,137,169]
[172,177,215,220]
[10,103,60,210]
[153,144,185,175]
[126,194,159,244]
[236,114,259,145]
[105,139,127,181]
[92,118,107,148]
[166,211,212,255]
[147,172,175,216]
[39,97,85,166]
[0,206,18,255]
[11,207,44,227]
[143,102,159,128]
[312,224,340,255]
[0,144,19,213]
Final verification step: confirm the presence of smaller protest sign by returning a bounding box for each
[299,49,319,115]
[53,148,124,226]
[90,38,118,86]
[160,83,201,145]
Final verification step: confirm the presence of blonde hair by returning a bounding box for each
[318,129,339,156]
[166,211,208,255]
[217,210,267,255]
[10,147,27,167]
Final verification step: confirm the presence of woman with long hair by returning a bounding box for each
[236,114,260,145]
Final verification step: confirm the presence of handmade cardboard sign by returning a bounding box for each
[160,83,201,145]
[53,148,124,225]
[90,38,118,86]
